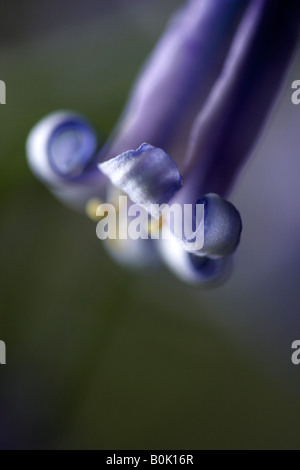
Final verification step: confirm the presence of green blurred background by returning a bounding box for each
[1,0,300,449]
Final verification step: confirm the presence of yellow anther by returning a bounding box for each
[85,198,104,221]
[148,213,164,237]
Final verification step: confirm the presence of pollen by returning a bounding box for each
[85,198,104,221]
[148,213,164,237]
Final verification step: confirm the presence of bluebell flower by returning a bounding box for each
[26,0,300,285]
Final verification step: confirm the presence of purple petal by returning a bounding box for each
[181,0,300,199]
[100,0,250,166]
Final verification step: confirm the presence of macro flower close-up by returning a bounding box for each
[1,0,300,451]
[26,0,299,286]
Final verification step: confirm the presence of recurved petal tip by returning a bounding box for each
[26,111,97,184]
[99,143,183,216]
[26,111,109,213]
[159,235,233,285]
[170,193,242,257]
[196,193,242,257]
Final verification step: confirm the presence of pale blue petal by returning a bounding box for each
[99,143,183,215]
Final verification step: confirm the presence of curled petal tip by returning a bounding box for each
[26,111,98,184]
[196,193,242,257]
[26,111,108,212]
[99,143,183,215]
[159,235,233,285]
[170,193,242,257]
